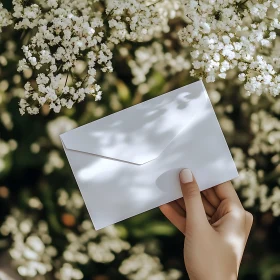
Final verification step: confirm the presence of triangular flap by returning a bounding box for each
[60,81,208,165]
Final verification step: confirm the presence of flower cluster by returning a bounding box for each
[200,75,280,218]
[0,209,57,278]
[0,181,181,280]
[0,139,17,173]
[233,98,280,216]
[0,0,160,115]
[119,244,182,280]
[179,0,280,96]
[1,0,280,115]
[128,41,191,86]
[62,223,130,265]
[13,0,112,115]
[0,3,12,32]
[106,0,161,44]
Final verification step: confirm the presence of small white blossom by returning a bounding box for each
[0,3,12,32]
[178,0,280,96]
[0,210,56,278]
[11,0,160,114]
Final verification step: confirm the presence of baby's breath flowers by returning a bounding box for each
[13,0,112,115]
[0,188,181,279]
[0,209,57,278]
[1,0,280,114]
[106,0,161,43]
[0,3,12,32]
[179,0,280,96]
[5,0,160,115]
[119,244,182,280]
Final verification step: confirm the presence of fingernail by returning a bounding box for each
[180,169,193,184]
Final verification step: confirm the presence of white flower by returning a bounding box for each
[5,0,280,114]
[10,0,161,114]
[218,73,226,79]
[47,116,77,147]
[238,73,246,81]
[95,91,102,101]
[119,244,181,280]
[0,3,12,32]
[17,58,29,72]
[0,210,56,278]
[47,0,58,8]
[178,0,280,96]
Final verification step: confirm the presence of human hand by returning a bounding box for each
[159,169,253,280]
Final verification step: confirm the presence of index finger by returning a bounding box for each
[214,181,243,207]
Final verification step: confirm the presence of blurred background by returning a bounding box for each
[1,1,280,280]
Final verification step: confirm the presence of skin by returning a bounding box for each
[159,170,253,280]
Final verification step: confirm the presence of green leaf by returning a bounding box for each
[116,80,131,103]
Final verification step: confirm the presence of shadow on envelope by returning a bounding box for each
[60,81,238,230]
[61,83,205,165]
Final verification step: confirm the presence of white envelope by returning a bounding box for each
[60,81,238,230]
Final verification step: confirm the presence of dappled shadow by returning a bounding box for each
[61,81,204,165]
[61,81,238,229]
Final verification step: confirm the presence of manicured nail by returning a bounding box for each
[180,169,193,184]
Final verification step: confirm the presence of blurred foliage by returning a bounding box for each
[1,0,280,280]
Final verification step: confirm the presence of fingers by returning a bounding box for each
[210,198,237,225]
[178,194,216,218]
[159,202,186,234]
[201,195,216,216]
[244,211,253,240]
[214,181,243,207]
[179,169,208,228]
[211,199,253,240]
[176,198,186,211]
[177,195,215,218]
[161,171,248,237]
[202,188,220,208]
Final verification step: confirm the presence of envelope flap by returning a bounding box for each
[60,81,208,165]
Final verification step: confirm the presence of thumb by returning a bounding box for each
[179,169,208,228]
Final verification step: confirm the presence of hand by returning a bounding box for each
[159,169,253,280]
